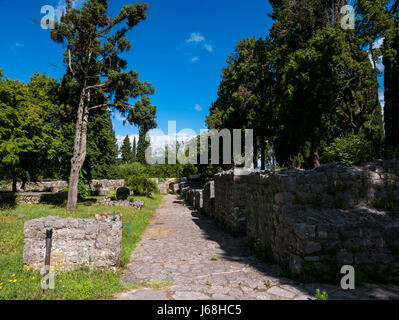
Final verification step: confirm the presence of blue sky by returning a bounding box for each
[0,0,385,151]
[0,0,273,149]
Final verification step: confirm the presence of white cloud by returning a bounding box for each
[55,0,83,20]
[186,32,205,43]
[194,104,202,111]
[379,90,384,102]
[114,113,126,122]
[373,38,384,49]
[180,32,214,62]
[379,89,385,114]
[203,43,213,52]
[116,130,197,157]
[7,42,24,50]
[368,53,384,71]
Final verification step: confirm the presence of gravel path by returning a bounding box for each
[115,194,399,300]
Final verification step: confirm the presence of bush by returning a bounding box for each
[108,162,197,179]
[321,134,376,166]
[126,175,158,196]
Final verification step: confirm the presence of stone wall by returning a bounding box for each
[214,170,248,235]
[202,181,215,217]
[23,213,122,271]
[4,181,68,192]
[194,189,203,210]
[2,179,125,195]
[149,178,180,194]
[0,191,67,205]
[89,179,125,195]
[209,160,399,280]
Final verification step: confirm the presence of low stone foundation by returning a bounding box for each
[97,197,144,209]
[0,191,67,205]
[23,213,122,271]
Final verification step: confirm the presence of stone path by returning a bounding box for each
[115,194,399,300]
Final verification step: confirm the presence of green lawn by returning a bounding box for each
[0,194,163,300]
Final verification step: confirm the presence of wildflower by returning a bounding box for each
[13,279,17,283]
[0,286,2,290]
[59,280,62,283]
[31,277,36,280]
[11,274,15,277]
[8,280,12,283]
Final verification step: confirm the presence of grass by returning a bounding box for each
[0,194,163,300]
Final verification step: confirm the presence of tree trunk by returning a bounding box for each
[260,138,266,170]
[312,148,320,168]
[12,170,17,193]
[66,89,89,210]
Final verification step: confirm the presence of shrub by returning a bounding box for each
[321,134,376,166]
[108,162,197,180]
[126,175,158,196]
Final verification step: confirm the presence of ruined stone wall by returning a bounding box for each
[214,171,247,235]
[202,181,215,217]
[194,189,203,210]
[0,191,67,205]
[89,179,125,195]
[23,213,122,271]
[210,160,399,279]
[2,179,124,194]
[4,181,68,192]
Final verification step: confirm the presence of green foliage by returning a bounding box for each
[0,73,59,188]
[206,37,276,169]
[108,161,198,196]
[126,175,158,197]
[120,135,132,163]
[109,162,197,179]
[315,289,328,300]
[321,134,376,166]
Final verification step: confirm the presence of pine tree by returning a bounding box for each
[120,135,132,162]
[50,0,155,209]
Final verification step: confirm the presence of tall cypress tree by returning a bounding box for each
[383,3,399,156]
[269,0,383,168]
[127,95,157,164]
[120,135,132,162]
